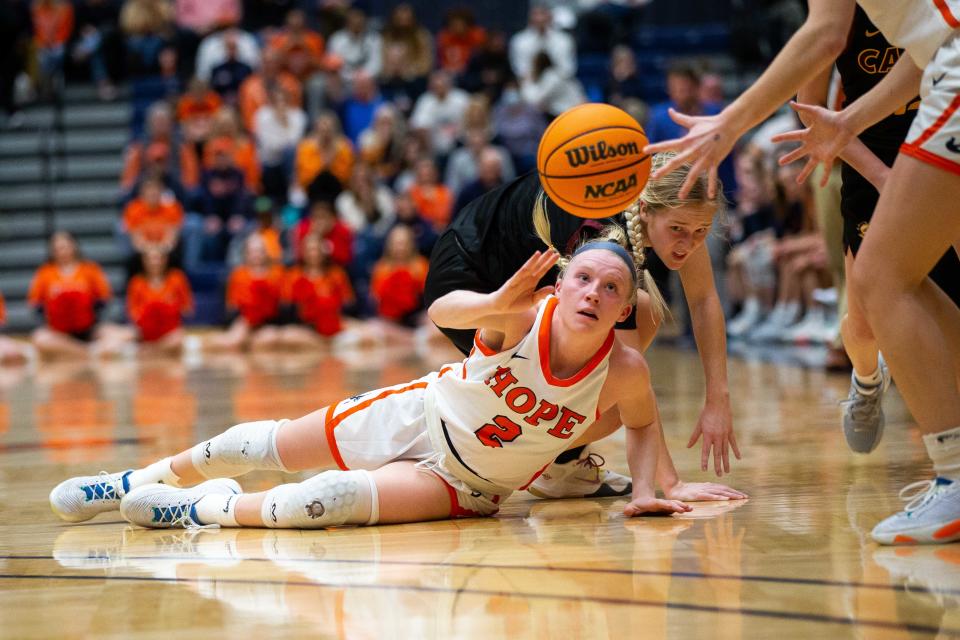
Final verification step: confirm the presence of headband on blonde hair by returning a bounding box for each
[572,241,637,283]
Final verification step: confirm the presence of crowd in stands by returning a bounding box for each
[0,0,844,368]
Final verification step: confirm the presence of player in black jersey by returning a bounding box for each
[807,7,960,455]
[426,153,745,503]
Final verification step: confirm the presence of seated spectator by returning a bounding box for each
[126,246,193,355]
[187,106,260,192]
[28,232,127,358]
[392,132,429,194]
[605,45,646,108]
[254,88,307,204]
[209,30,253,105]
[248,197,284,263]
[176,77,222,143]
[267,8,325,82]
[408,158,452,230]
[195,24,259,82]
[292,199,353,267]
[492,82,546,174]
[119,0,174,78]
[210,234,285,350]
[121,178,185,272]
[370,225,428,326]
[392,191,437,257]
[294,111,355,199]
[120,102,197,200]
[31,0,74,96]
[378,41,426,115]
[336,162,396,235]
[175,0,240,36]
[72,0,122,101]
[238,48,302,133]
[520,51,586,120]
[380,3,433,86]
[326,7,382,85]
[339,71,385,144]
[437,8,486,76]
[358,103,405,183]
[409,70,470,158]
[509,6,575,82]
[460,30,513,105]
[193,137,252,262]
[0,292,28,365]
[444,127,515,198]
[123,141,188,205]
[280,233,354,345]
[453,147,506,215]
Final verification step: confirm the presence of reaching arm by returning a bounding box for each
[644,0,856,198]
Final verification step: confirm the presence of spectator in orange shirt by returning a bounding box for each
[370,225,429,326]
[181,106,260,192]
[210,234,286,350]
[120,102,197,201]
[436,8,486,76]
[407,158,452,230]
[176,77,222,143]
[122,178,185,253]
[126,247,193,355]
[28,232,128,358]
[268,8,325,81]
[32,0,74,94]
[238,49,302,133]
[294,111,355,201]
[280,233,354,346]
[0,292,28,365]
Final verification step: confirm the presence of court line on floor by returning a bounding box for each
[0,572,950,635]
[3,553,957,597]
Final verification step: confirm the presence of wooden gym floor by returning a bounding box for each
[0,343,957,639]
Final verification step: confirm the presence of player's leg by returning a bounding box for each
[31,326,88,359]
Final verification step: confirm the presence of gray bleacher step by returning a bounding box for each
[0,213,47,240]
[0,154,124,183]
[4,300,37,333]
[0,181,119,210]
[0,236,121,269]
[63,83,130,103]
[0,129,128,158]
[17,102,132,130]
[0,269,34,298]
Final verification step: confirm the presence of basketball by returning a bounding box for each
[537,103,651,219]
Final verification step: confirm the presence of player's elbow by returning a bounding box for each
[809,21,847,60]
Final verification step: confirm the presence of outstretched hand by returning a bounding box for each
[771,101,855,187]
[624,496,692,517]
[490,250,559,315]
[688,400,741,477]
[664,480,748,502]
[643,108,740,199]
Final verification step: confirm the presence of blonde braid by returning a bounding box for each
[532,190,571,272]
[623,199,668,323]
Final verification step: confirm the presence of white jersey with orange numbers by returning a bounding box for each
[858,0,960,67]
[423,295,615,493]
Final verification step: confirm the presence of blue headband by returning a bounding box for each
[572,241,637,281]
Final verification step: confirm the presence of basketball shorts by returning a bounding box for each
[320,376,506,518]
[901,32,960,175]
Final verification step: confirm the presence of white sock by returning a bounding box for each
[853,363,884,393]
[126,457,183,490]
[924,426,960,481]
[193,493,240,527]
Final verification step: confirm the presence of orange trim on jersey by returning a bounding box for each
[439,365,453,377]
[900,142,960,177]
[323,404,347,470]
[934,0,960,28]
[473,329,498,356]
[324,383,430,470]
[518,462,551,491]
[537,297,615,387]
[908,94,960,148]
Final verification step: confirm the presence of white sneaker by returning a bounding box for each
[871,477,960,545]
[727,299,763,338]
[528,450,632,499]
[50,470,133,522]
[748,304,799,342]
[786,308,827,345]
[120,479,242,529]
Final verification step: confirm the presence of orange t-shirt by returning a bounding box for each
[32,2,74,47]
[409,184,453,229]
[268,31,325,79]
[283,266,353,336]
[120,140,199,192]
[256,228,283,263]
[226,265,286,327]
[127,270,193,341]
[176,91,223,123]
[28,262,112,333]
[370,256,429,321]
[437,26,486,73]
[123,198,184,242]
[196,136,261,192]
[295,136,355,188]
[238,73,303,133]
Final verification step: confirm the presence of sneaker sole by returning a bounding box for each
[872,518,960,545]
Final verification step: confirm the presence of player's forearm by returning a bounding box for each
[689,294,730,404]
[839,139,891,190]
[626,422,659,500]
[427,289,499,329]
[654,419,681,492]
[840,56,923,136]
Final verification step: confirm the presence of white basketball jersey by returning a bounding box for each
[424,296,614,491]
[858,0,960,67]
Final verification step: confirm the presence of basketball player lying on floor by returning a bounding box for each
[51,232,736,529]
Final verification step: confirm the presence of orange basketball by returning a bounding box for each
[537,103,651,219]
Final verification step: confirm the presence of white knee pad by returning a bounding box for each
[261,470,379,529]
[190,420,290,479]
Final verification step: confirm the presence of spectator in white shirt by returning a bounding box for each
[520,51,586,119]
[254,87,307,202]
[195,26,260,82]
[508,5,576,81]
[409,70,470,157]
[327,8,382,83]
